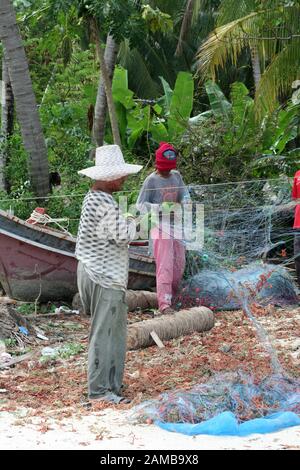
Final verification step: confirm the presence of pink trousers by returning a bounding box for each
[151,228,186,311]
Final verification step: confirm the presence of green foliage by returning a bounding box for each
[59,342,85,358]
[0,133,38,218]
[4,338,17,348]
[16,304,36,315]
[40,342,85,363]
[179,80,300,183]
[270,106,300,154]
[79,0,147,45]
[159,76,173,114]
[1,0,299,231]
[224,81,257,155]
[0,46,95,229]
[141,4,173,33]
[198,0,300,116]
[112,67,194,149]
[61,35,73,67]
[112,67,135,109]
[205,80,231,119]
[46,185,89,234]
[168,72,194,140]
[16,302,56,316]
[252,99,300,177]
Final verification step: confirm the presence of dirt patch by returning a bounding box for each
[0,303,299,449]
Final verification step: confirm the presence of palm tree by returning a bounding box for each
[90,19,121,147]
[214,0,262,88]
[120,0,220,97]
[175,0,213,58]
[73,2,122,147]
[0,56,14,192]
[60,0,218,145]
[0,0,49,197]
[197,0,300,116]
[93,34,119,146]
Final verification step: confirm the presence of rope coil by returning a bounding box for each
[26,207,72,236]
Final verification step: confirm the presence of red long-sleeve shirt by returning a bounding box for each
[292,170,300,228]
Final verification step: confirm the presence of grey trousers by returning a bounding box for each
[77,262,128,399]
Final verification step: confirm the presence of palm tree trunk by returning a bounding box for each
[175,0,195,57]
[0,57,14,192]
[91,20,121,148]
[93,34,119,147]
[0,0,49,197]
[127,307,214,350]
[250,45,262,91]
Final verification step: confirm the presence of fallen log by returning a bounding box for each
[72,290,158,314]
[125,290,158,311]
[127,306,214,350]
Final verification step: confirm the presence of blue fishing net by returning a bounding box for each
[134,180,300,436]
[133,372,300,436]
[176,262,299,311]
[177,178,299,311]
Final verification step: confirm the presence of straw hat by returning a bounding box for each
[78,145,143,181]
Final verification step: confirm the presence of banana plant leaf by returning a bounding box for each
[168,72,194,141]
[112,66,135,110]
[159,76,173,115]
[127,105,151,149]
[205,80,231,120]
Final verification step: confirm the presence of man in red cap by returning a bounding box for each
[137,142,190,314]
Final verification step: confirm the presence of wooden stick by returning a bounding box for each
[0,351,34,369]
[150,330,165,349]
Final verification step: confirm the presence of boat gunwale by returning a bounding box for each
[0,209,76,242]
[0,210,155,268]
[0,227,77,258]
[0,209,150,246]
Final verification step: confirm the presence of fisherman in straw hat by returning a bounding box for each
[76,145,142,405]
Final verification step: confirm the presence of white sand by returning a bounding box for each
[0,408,300,450]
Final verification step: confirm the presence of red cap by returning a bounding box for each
[155,142,177,171]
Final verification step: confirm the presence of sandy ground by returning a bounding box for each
[0,407,300,450]
[1,303,300,451]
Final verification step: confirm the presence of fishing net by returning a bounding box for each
[134,177,300,436]
[177,177,299,310]
[177,263,298,311]
[133,371,300,436]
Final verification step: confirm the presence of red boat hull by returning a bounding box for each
[0,210,156,302]
[0,230,78,302]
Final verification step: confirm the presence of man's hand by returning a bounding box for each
[161,201,175,211]
[123,212,135,220]
[137,212,159,230]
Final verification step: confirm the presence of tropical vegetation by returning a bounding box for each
[0,0,299,232]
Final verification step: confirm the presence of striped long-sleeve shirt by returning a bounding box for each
[76,190,136,291]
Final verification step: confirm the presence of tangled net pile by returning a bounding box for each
[134,178,300,435]
[133,372,300,436]
[176,178,299,310]
[135,371,300,423]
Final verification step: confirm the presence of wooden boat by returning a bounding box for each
[0,209,156,302]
